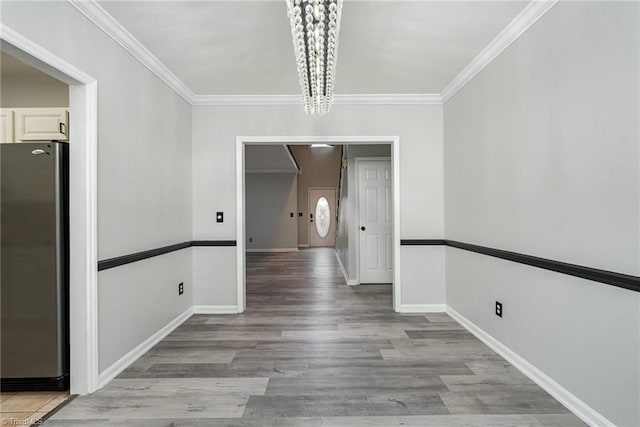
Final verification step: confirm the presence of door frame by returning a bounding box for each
[307,186,337,248]
[354,157,392,285]
[1,25,99,394]
[236,136,401,312]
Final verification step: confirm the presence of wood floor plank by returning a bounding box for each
[44,248,584,425]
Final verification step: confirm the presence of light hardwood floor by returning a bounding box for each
[45,248,585,426]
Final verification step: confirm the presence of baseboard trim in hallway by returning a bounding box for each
[335,252,358,285]
[397,304,446,313]
[446,306,614,427]
[98,306,194,388]
[192,305,240,314]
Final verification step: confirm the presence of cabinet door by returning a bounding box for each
[0,109,14,143]
[15,108,68,141]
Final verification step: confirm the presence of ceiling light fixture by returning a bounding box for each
[287,0,343,116]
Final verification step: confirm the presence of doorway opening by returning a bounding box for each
[237,136,401,313]
[1,27,99,395]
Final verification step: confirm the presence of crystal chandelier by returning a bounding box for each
[286,0,343,115]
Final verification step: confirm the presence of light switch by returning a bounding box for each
[216,212,224,223]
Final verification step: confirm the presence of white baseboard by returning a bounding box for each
[335,252,359,285]
[193,305,240,314]
[246,248,298,253]
[98,306,194,388]
[397,304,446,313]
[446,306,614,427]
[298,244,309,248]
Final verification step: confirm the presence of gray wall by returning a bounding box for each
[1,2,193,373]
[1,53,69,108]
[336,144,392,283]
[192,104,445,308]
[289,145,342,246]
[444,2,640,425]
[245,173,298,250]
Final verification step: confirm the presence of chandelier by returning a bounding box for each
[286,0,343,115]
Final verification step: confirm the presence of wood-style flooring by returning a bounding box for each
[46,248,585,426]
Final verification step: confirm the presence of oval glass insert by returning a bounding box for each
[315,197,330,238]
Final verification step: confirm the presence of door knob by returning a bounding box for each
[360,226,366,231]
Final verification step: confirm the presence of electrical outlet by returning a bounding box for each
[495,301,503,318]
[178,282,184,295]
[249,237,253,243]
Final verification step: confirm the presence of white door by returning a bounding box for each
[358,159,393,283]
[309,188,336,247]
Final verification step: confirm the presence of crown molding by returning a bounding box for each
[192,95,300,106]
[440,0,559,103]
[335,94,442,105]
[67,0,195,103]
[68,0,555,107]
[192,93,442,106]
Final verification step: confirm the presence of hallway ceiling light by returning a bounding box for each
[287,0,343,116]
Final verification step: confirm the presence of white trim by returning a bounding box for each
[446,306,615,427]
[0,24,100,395]
[237,136,401,312]
[246,248,299,253]
[98,307,194,389]
[236,140,246,313]
[391,141,401,311]
[335,252,358,286]
[441,0,558,103]
[193,305,241,314]
[397,304,446,313]
[67,0,195,103]
[192,93,442,106]
[194,95,299,106]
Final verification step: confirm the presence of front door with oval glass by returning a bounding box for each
[308,188,336,247]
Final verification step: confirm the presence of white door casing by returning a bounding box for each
[357,159,393,284]
[237,136,402,314]
[308,187,336,247]
[1,24,99,394]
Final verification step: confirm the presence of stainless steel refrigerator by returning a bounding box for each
[1,142,69,391]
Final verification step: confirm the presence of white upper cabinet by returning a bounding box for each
[14,108,68,141]
[0,109,15,143]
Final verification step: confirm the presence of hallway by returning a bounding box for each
[45,249,584,426]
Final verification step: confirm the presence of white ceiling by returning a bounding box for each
[99,0,528,96]
[245,145,299,173]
